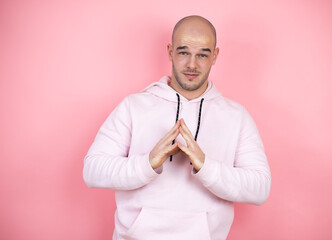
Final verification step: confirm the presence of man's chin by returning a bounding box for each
[179,81,202,91]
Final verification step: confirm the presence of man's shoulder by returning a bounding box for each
[117,90,158,111]
[125,90,154,102]
[212,94,245,113]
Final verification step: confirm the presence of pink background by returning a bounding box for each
[1,0,332,239]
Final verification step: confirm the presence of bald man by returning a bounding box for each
[84,16,271,240]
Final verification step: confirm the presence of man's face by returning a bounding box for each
[168,22,219,93]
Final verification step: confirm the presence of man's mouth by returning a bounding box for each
[183,73,199,80]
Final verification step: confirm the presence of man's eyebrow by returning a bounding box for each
[201,48,211,53]
[176,46,212,53]
[176,46,188,50]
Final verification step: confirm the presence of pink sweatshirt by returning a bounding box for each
[83,76,271,240]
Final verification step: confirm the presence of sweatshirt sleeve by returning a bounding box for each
[83,97,160,190]
[194,107,271,205]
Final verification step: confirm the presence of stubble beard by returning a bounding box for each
[173,63,211,92]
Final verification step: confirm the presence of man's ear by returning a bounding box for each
[212,47,220,65]
[167,44,173,61]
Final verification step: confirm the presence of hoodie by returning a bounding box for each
[83,76,271,240]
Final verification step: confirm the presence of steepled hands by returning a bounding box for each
[149,119,205,171]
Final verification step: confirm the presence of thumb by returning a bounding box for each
[166,142,180,156]
[178,143,190,156]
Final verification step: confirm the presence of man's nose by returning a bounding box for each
[186,55,197,69]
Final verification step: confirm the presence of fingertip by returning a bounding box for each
[179,126,186,135]
[180,119,187,128]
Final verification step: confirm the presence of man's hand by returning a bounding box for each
[149,120,181,169]
[149,119,205,171]
[178,119,205,171]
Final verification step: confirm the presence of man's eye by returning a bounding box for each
[179,52,188,55]
[199,54,208,58]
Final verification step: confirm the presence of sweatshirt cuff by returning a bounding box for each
[193,156,219,187]
[135,153,162,184]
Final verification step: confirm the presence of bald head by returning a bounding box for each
[172,15,217,48]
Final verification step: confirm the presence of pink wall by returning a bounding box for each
[1,0,331,239]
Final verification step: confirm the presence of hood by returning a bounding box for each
[142,76,221,103]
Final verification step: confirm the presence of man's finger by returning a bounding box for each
[178,143,204,171]
[179,126,196,149]
[164,128,180,146]
[166,142,180,155]
[179,126,191,143]
[178,143,191,156]
[162,120,181,141]
[179,119,195,141]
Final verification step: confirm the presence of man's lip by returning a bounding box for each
[183,73,199,79]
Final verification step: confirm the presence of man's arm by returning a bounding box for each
[83,97,157,190]
[181,109,271,205]
[83,97,181,190]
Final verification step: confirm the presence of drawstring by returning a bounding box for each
[194,98,204,141]
[190,98,204,165]
[170,93,180,162]
[170,93,205,162]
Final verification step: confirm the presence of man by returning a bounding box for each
[83,15,271,240]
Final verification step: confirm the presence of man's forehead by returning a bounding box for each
[174,33,214,49]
